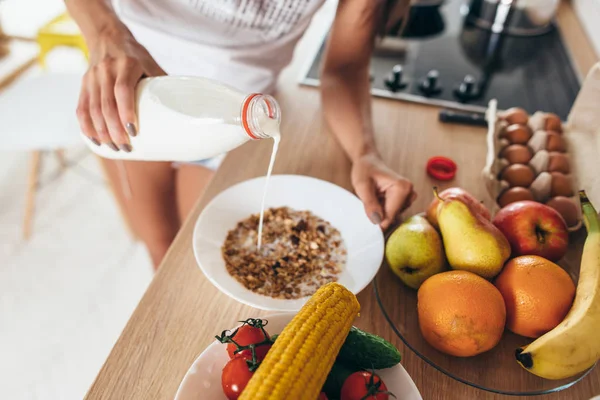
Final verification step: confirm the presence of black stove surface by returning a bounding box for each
[301,0,580,120]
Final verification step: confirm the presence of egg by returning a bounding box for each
[546,196,579,227]
[547,152,570,173]
[550,172,574,197]
[497,187,535,207]
[502,124,533,145]
[503,107,529,125]
[500,164,536,188]
[530,172,553,202]
[544,113,563,132]
[500,144,533,164]
[546,132,567,152]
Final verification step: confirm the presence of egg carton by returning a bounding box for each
[483,62,600,231]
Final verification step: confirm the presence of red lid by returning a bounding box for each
[427,156,457,181]
[242,93,276,140]
[241,93,261,140]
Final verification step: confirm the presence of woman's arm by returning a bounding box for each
[65,0,165,151]
[64,0,124,48]
[321,0,415,230]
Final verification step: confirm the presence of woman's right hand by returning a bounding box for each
[77,26,165,152]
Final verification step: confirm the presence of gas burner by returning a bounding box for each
[300,0,580,119]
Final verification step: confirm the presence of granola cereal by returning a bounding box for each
[222,207,346,299]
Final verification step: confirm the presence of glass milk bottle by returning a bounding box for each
[83,76,281,161]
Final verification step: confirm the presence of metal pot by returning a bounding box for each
[385,0,446,39]
[465,0,560,37]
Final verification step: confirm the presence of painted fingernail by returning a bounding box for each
[119,143,132,153]
[88,137,100,146]
[370,212,382,224]
[126,123,137,137]
[107,142,119,152]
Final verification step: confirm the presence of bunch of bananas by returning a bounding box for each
[516,190,600,379]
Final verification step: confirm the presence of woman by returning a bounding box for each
[66,0,416,269]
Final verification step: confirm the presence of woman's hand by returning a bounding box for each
[352,153,417,230]
[77,26,165,152]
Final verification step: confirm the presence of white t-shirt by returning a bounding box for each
[115,0,326,93]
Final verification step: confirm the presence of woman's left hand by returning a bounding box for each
[352,154,417,230]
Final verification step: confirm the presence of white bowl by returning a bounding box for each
[193,175,384,311]
[174,313,422,400]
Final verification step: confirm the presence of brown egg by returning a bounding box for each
[546,132,567,152]
[497,187,535,207]
[500,164,536,188]
[550,172,574,197]
[544,113,563,132]
[547,152,570,173]
[546,196,579,227]
[503,124,533,145]
[503,107,529,125]
[500,144,533,164]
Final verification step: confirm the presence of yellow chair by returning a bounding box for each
[23,13,137,240]
[37,13,89,67]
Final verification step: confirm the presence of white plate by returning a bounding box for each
[174,313,423,400]
[193,175,384,311]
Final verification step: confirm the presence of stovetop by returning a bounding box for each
[300,0,580,120]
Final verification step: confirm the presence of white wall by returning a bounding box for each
[0,0,66,39]
[573,0,600,58]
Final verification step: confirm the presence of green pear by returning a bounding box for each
[386,215,447,289]
[435,190,510,279]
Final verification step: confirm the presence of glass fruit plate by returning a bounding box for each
[374,228,596,396]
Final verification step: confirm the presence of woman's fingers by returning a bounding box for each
[76,75,100,146]
[381,180,414,231]
[99,61,131,152]
[354,178,385,226]
[87,68,118,151]
[115,57,143,138]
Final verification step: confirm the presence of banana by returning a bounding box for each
[515,190,600,380]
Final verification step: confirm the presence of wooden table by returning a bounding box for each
[85,4,600,400]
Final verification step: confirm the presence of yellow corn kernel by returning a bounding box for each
[239,282,360,400]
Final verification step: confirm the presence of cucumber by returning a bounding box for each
[322,361,357,400]
[337,326,401,370]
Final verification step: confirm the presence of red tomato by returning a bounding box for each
[318,392,328,400]
[221,357,254,400]
[341,371,390,400]
[226,324,271,361]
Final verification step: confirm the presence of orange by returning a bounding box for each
[494,255,575,338]
[417,270,506,357]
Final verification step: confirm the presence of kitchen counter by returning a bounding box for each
[84,3,600,400]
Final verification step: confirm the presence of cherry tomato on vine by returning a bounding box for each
[340,371,393,400]
[226,324,272,361]
[221,356,254,400]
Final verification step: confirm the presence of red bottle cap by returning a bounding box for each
[427,156,457,181]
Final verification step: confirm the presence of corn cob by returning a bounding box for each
[239,282,360,400]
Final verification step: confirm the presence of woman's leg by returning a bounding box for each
[100,158,180,269]
[175,163,215,224]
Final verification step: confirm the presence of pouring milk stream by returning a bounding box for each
[83,76,281,249]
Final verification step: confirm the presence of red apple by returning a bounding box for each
[492,201,568,262]
[426,187,491,229]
